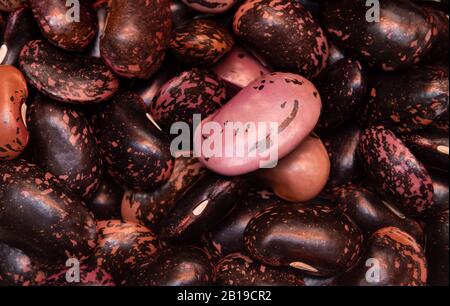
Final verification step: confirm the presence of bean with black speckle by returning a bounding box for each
[359,126,435,217]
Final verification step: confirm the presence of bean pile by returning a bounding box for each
[0,0,448,287]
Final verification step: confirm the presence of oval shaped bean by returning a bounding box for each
[29,0,97,51]
[204,189,284,259]
[150,68,229,133]
[337,185,425,245]
[216,253,305,286]
[322,0,437,71]
[0,243,46,286]
[1,7,41,66]
[0,160,97,263]
[93,91,174,192]
[160,175,245,239]
[336,227,427,286]
[322,123,363,194]
[101,0,172,78]
[27,95,103,199]
[94,220,161,285]
[126,246,214,286]
[233,0,328,78]
[244,204,363,277]
[361,66,449,133]
[194,72,322,176]
[170,19,234,67]
[257,134,330,202]
[20,39,119,104]
[0,65,28,161]
[358,126,434,217]
[314,58,367,130]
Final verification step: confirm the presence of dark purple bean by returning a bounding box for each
[121,157,207,233]
[203,189,284,259]
[322,123,363,194]
[26,95,103,199]
[126,246,214,286]
[337,185,425,245]
[401,129,449,173]
[322,0,437,71]
[19,39,119,104]
[216,253,305,286]
[336,227,427,286]
[160,175,246,240]
[0,160,97,264]
[358,126,434,217]
[150,68,229,133]
[0,243,46,286]
[1,7,41,66]
[244,204,363,277]
[314,58,367,130]
[100,0,172,79]
[361,66,449,133]
[29,0,97,51]
[94,220,161,285]
[233,0,328,78]
[93,91,175,192]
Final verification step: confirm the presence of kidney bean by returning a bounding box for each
[0,65,28,160]
[358,126,434,217]
[0,160,97,264]
[336,227,427,286]
[322,0,437,71]
[233,0,328,78]
[100,0,172,79]
[244,204,364,277]
[28,0,97,51]
[20,39,119,104]
[93,91,175,191]
[26,95,103,199]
